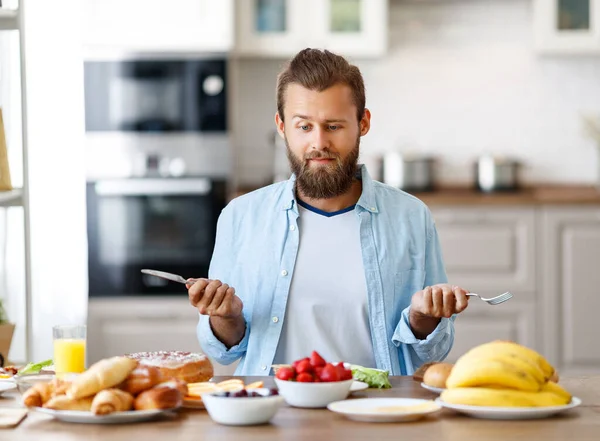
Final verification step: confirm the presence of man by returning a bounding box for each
[188,49,469,376]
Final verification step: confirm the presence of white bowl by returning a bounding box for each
[274,378,353,408]
[202,388,284,426]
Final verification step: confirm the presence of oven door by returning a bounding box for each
[86,178,226,296]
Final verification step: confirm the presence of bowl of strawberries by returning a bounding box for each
[274,351,354,408]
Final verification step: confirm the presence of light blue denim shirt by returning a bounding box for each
[197,165,454,375]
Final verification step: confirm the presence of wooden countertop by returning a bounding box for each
[233,185,600,206]
[2,375,599,440]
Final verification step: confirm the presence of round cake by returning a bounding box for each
[126,351,213,384]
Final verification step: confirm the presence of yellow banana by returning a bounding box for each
[456,351,546,385]
[441,387,567,407]
[460,341,555,379]
[446,359,541,391]
[541,381,571,404]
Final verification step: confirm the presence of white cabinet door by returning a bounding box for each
[83,0,234,53]
[431,207,536,295]
[88,298,237,376]
[541,207,600,374]
[533,0,600,54]
[445,301,537,363]
[235,0,387,58]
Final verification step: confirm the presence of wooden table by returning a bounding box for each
[1,376,599,441]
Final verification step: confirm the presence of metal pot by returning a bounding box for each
[380,152,436,192]
[475,155,521,193]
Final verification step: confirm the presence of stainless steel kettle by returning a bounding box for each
[475,155,521,192]
[380,152,436,192]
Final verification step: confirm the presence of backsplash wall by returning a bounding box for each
[232,0,600,187]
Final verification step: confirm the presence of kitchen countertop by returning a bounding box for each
[233,185,600,206]
[2,375,599,440]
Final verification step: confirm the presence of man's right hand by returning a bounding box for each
[187,279,243,319]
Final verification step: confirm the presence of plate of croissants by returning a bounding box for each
[21,355,190,424]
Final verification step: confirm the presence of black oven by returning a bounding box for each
[84,58,227,133]
[86,177,226,296]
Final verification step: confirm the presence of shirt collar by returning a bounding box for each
[280,164,379,214]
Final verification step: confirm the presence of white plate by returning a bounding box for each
[327,398,441,423]
[420,382,445,395]
[32,407,178,424]
[435,397,582,420]
[0,381,16,395]
[350,381,369,393]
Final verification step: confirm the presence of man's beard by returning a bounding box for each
[286,136,360,199]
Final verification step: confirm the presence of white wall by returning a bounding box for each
[22,0,88,362]
[233,0,600,187]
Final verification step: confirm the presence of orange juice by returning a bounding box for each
[53,338,86,375]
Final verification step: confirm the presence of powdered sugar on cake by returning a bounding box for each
[127,351,207,368]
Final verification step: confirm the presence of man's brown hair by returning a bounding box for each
[276,48,366,122]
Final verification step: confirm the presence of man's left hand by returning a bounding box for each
[409,284,469,339]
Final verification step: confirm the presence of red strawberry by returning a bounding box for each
[296,372,314,383]
[310,351,326,367]
[341,368,353,381]
[296,359,314,375]
[319,363,341,382]
[334,362,347,380]
[315,366,324,378]
[292,357,310,369]
[275,366,296,381]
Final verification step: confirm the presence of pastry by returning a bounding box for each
[126,351,213,384]
[22,378,70,407]
[412,361,438,382]
[154,378,188,397]
[91,388,134,415]
[67,356,138,399]
[120,365,163,395]
[423,362,454,388]
[43,395,94,411]
[134,385,182,411]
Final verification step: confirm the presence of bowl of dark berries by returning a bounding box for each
[202,387,284,426]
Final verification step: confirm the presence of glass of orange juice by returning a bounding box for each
[53,324,86,377]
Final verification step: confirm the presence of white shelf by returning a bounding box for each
[0,8,19,31]
[0,188,23,207]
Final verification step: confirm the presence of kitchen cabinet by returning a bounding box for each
[533,0,600,54]
[235,0,388,58]
[82,0,234,54]
[540,207,600,374]
[87,298,237,375]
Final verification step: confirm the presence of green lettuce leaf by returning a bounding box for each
[350,364,392,389]
[18,358,53,375]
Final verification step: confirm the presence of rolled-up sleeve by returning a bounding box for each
[195,204,248,364]
[391,218,456,374]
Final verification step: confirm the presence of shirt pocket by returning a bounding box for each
[395,269,426,306]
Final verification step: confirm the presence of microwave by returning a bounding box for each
[84,58,227,133]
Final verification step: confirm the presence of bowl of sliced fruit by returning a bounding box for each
[274,351,354,408]
[202,388,284,426]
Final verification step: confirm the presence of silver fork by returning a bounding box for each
[466,291,513,305]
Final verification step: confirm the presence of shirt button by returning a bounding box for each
[272,316,279,323]
[281,270,288,276]
[261,365,267,371]
[290,225,296,231]
[370,207,376,211]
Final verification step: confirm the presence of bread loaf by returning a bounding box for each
[126,351,213,384]
[412,361,438,382]
[154,378,188,397]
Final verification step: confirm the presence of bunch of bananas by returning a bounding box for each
[440,340,571,407]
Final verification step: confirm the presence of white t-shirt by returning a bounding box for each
[272,201,376,368]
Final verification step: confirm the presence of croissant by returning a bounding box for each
[68,356,138,399]
[22,378,71,407]
[43,395,94,411]
[155,378,188,397]
[120,365,163,395]
[134,386,182,411]
[91,389,134,415]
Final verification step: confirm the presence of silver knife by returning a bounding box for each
[141,269,192,285]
